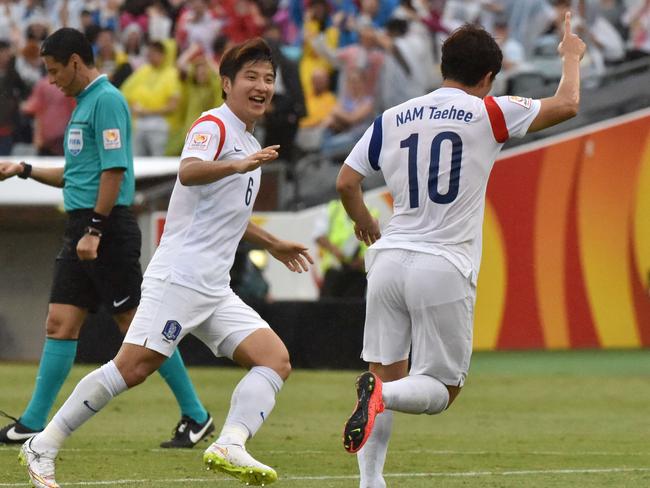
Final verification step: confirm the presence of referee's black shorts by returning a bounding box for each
[50,206,143,314]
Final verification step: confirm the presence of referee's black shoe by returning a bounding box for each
[0,411,41,444]
[160,413,215,448]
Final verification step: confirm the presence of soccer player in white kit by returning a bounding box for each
[19,38,313,488]
[338,14,586,487]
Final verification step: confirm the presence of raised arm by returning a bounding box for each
[528,12,586,133]
[0,161,65,187]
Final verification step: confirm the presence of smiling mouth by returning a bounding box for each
[249,96,266,104]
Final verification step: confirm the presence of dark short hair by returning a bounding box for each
[441,24,502,86]
[0,40,10,50]
[219,38,276,99]
[40,27,94,66]
[147,40,165,53]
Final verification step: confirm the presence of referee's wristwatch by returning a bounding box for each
[84,226,103,238]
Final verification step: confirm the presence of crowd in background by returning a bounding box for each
[1,0,649,164]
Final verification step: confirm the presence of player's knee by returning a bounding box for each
[272,354,292,381]
[122,364,150,387]
[45,313,77,338]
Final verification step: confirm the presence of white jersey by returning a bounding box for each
[345,87,541,284]
[145,103,262,295]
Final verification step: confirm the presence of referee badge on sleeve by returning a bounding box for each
[103,129,122,149]
[188,133,212,150]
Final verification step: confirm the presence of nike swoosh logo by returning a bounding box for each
[113,296,130,308]
[5,426,38,441]
[233,146,243,152]
[83,400,99,413]
[188,417,213,444]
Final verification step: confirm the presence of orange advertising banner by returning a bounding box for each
[474,109,650,349]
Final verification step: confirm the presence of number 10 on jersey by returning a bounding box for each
[400,131,463,208]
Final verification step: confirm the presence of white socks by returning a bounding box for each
[382,375,449,415]
[217,366,283,446]
[358,410,393,488]
[356,375,449,487]
[32,361,127,454]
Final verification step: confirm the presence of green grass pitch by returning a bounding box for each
[1,350,650,487]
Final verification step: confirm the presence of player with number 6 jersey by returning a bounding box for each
[337,14,586,488]
[20,38,313,488]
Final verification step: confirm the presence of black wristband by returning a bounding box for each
[84,226,103,238]
[18,162,32,179]
[88,211,108,233]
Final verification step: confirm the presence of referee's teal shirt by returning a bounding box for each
[63,75,134,211]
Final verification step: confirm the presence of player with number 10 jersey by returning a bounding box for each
[346,89,540,286]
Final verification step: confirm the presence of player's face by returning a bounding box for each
[223,60,275,126]
[43,55,81,97]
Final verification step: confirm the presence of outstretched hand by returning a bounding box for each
[268,240,314,273]
[558,11,586,60]
[232,145,280,174]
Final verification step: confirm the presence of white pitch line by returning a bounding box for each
[1,467,650,486]
[2,446,650,457]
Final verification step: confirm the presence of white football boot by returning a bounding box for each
[203,442,278,486]
[19,437,60,488]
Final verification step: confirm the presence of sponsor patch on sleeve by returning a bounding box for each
[102,129,122,149]
[508,96,533,109]
[187,132,212,150]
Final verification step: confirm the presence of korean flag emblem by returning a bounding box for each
[162,320,182,342]
[67,128,83,156]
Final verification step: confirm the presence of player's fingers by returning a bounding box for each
[563,11,572,39]
[295,254,309,272]
[300,249,315,265]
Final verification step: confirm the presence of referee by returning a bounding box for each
[0,28,213,448]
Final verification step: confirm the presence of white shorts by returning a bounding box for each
[124,277,270,359]
[363,249,476,386]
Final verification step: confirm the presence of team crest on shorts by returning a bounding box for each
[162,320,182,341]
[67,129,83,155]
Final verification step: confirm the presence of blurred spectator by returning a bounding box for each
[0,40,29,155]
[295,67,337,153]
[320,67,374,161]
[263,32,306,164]
[21,76,76,156]
[147,1,173,41]
[0,1,24,45]
[14,31,45,88]
[122,23,147,70]
[175,0,221,53]
[377,17,430,110]
[121,40,181,156]
[506,0,555,58]
[120,0,150,33]
[313,199,375,298]
[95,28,133,88]
[220,0,267,43]
[167,43,223,155]
[314,20,385,99]
[491,17,526,94]
[300,0,339,97]
[623,0,650,60]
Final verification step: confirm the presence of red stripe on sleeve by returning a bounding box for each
[484,96,509,143]
[188,114,227,160]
